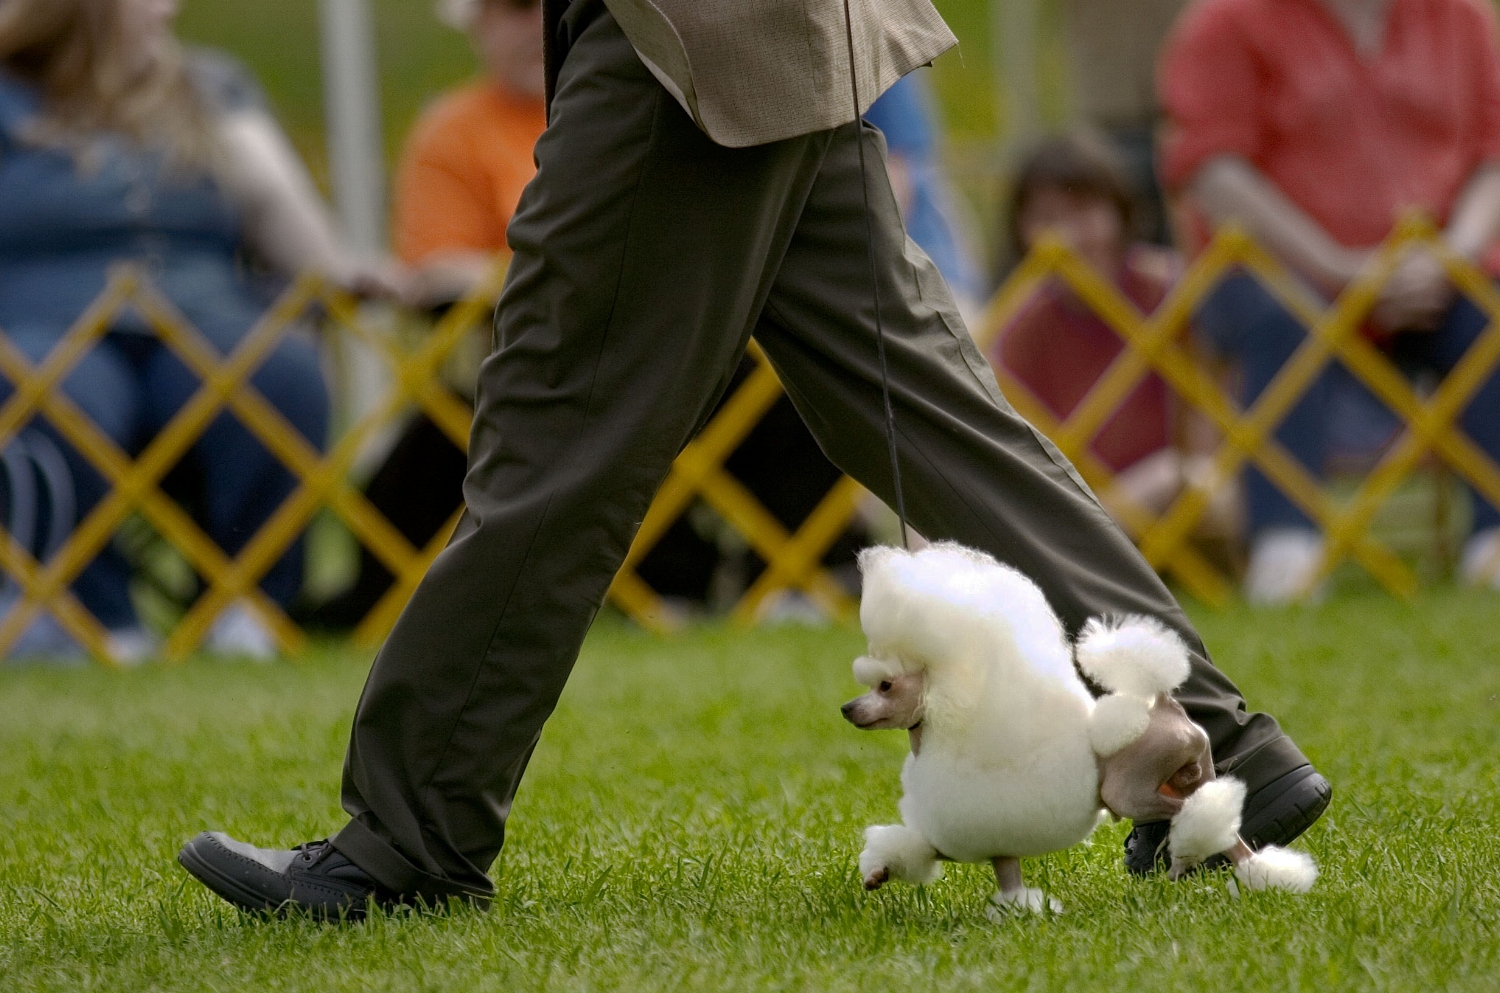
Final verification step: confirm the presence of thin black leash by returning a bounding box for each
[840,0,910,551]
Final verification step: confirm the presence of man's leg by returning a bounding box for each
[751,123,1321,820]
[326,2,835,900]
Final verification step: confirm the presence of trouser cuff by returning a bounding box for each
[332,816,493,905]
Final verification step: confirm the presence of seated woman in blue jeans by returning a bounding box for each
[1197,271,1500,601]
[0,0,382,661]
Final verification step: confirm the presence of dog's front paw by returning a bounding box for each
[986,887,1063,919]
[859,824,941,887]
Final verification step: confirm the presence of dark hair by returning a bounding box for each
[1005,130,1140,264]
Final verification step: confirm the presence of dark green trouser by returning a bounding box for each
[332,2,1310,900]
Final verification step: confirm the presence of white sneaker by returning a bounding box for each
[107,627,158,668]
[1460,527,1500,589]
[758,590,831,626]
[206,602,278,661]
[1244,528,1326,605]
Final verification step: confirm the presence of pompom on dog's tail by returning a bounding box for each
[1075,615,1192,699]
[1079,615,1192,758]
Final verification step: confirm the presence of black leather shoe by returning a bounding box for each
[1124,764,1333,877]
[178,832,395,920]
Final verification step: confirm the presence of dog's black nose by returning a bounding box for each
[840,700,856,717]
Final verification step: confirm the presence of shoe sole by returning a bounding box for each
[1240,766,1333,849]
[177,836,292,916]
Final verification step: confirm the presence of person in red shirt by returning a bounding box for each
[1159,0,1500,601]
[993,133,1240,541]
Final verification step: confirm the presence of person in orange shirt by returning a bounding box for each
[310,0,546,630]
[396,0,547,306]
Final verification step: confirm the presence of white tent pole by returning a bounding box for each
[317,0,394,476]
[991,0,1040,145]
[317,0,387,254]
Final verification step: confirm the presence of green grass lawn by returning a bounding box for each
[2,593,1498,991]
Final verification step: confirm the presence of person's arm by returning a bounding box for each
[1360,163,1500,333]
[390,112,512,309]
[1190,155,1368,296]
[1445,163,1500,263]
[216,109,399,295]
[1192,153,1495,332]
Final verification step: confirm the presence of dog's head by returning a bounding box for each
[841,655,926,731]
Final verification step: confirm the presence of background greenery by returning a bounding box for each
[172,0,1030,174]
[3,593,1498,991]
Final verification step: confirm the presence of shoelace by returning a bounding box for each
[290,839,334,866]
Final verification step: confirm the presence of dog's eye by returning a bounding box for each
[878,680,892,693]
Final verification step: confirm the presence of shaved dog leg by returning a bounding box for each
[992,855,1023,896]
[1223,837,1254,866]
[986,857,1063,916]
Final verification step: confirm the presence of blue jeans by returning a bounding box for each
[1196,273,1500,538]
[0,327,330,630]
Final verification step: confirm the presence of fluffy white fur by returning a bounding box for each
[857,543,1100,866]
[1235,845,1319,893]
[851,654,904,687]
[1169,778,1246,864]
[860,825,943,885]
[853,543,1317,916]
[987,888,1063,918]
[1075,615,1192,699]
[1088,693,1152,758]
[855,543,1103,913]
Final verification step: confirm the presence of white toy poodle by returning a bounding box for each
[842,542,1316,916]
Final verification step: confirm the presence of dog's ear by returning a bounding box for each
[1075,615,1191,698]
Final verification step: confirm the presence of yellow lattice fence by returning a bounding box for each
[971,215,1500,606]
[3,217,1497,666]
[0,260,867,663]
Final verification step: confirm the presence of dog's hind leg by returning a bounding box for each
[986,856,1063,917]
[859,824,942,889]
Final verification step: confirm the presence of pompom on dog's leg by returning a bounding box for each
[986,855,1063,918]
[1168,777,1318,893]
[1167,778,1245,878]
[859,824,942,890]
[1233,844,1319,893]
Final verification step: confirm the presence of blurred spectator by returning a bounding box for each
[309,0,546,629]
[1062,0,1187,244]
[990,132,1238,542]
[1161,0,1500,601]
[864,72,985,311]
[0,0,376,660]
[396,0,546,307]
